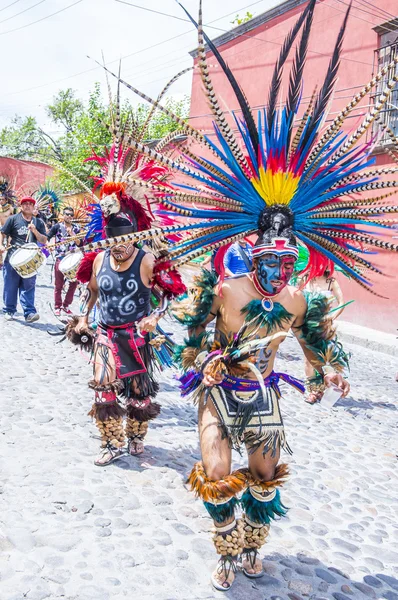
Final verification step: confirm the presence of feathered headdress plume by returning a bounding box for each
[95,0,398,292]
[82,62,196,238]
[0,176,17,205]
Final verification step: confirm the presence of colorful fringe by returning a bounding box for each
[187,461,289,503]
[241,487,288,524]
[187,462,248,502]
[204,497,239,523]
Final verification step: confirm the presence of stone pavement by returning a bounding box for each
[0,264,398,600]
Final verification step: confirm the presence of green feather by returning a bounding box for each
[301,292,350,371]
[242,300,293,333]
[172,269,218,327]
[173,331,210,372]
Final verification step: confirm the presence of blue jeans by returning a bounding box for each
[2,259,37,318]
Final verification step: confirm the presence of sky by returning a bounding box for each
[0,0,280,132]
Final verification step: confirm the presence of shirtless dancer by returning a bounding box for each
[174,213,350,590]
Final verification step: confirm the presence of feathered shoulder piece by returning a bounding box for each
[300,292,349,373]
[171,269,218,327]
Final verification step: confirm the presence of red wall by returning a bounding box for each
[189,0,398,333]
[0,157,54,197]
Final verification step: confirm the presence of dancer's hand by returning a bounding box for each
[75,317,88,334]
[0,244,6,254]
[202,362,224,387]
[137,314,159,334]
[324,372,350,397]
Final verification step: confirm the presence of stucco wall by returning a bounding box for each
[0,157,54,196]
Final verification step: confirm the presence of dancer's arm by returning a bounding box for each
[75,254,101,332]
[292,291,350,397]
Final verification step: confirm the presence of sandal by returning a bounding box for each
[94,444,125,467]
[211,556,236,591]
[305,391,322,404]
[242,549,264,579]
[128,439,144,455]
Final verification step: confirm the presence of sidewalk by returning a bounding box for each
[338,320,398,357]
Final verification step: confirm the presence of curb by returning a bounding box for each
[338,326,398,358]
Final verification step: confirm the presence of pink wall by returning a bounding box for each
[0,157,54,197]
[189,0,398,333]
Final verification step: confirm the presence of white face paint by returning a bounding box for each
[100,193,120,218]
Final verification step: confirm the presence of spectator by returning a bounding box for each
[47,207,81,316]
[224,239,253,276]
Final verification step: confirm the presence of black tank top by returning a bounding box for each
[97,249,151,326]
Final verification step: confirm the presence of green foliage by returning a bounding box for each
[0,115,49,161]
[0,84,189,192]
[231,11,254,26]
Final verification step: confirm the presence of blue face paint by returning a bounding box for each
[255,253,296,295]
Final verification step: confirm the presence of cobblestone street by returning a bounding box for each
[1,264,398,600]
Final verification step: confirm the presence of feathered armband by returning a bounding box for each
[301,292,350,376]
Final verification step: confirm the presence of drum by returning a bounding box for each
[9,243,45,278]
[59,250,83,281]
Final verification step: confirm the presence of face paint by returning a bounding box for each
[110,242,135,263]
[255,253,297,295]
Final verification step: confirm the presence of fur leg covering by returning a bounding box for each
[88,380,125,422]
[88,380,126,448]
[126,398,161,422]
[187,462,248,503]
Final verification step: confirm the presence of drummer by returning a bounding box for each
[47,207,82,317]
[0,197,47,322]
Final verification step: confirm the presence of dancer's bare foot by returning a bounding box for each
[242,551,263,578]
[94,445,125,467]
[305,391,322,404]
[211,558,236,591]
[129,440,144,455]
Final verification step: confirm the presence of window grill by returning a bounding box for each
[372,30,398,145]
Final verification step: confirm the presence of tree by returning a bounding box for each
[46,88,84,133]
[0,115,49,160]
[0,85,189,192]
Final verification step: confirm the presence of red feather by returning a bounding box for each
[76,252,99,284]
[153,264,187,298]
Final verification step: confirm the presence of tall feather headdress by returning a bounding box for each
[87,1,398,292]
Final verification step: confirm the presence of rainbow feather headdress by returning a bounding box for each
[98,0,398,294]
[73,64,193,240]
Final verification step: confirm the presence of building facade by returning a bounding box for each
[189,0,398,332]
[0,157,53,197]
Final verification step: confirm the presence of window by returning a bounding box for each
[372,20,398,145]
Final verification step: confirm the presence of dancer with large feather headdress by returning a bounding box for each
[95,0,398,587]
[61,71,188,466]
